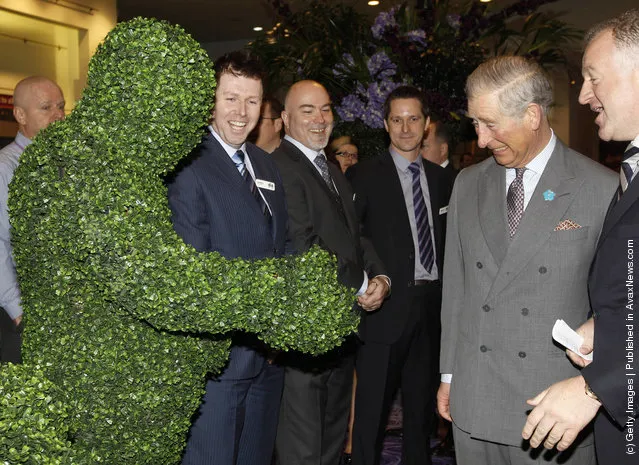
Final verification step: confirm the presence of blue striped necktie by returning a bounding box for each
[407,161,434,273]
[621,146,639,195]
[232,150,270,220]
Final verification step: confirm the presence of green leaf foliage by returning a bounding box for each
[4,17,357,463]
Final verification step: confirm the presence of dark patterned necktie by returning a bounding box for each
[621,146,639,194]
[507,167,526,237]
[232,150,270,220]
[407,162,434,273]
[313,152,338,196]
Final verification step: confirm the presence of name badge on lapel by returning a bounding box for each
[439,206,449,215]
[255,179,275,191]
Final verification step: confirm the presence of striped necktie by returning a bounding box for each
[232,150,271,220]
[313,152,338,196]
[407,161,434,273]
[621,146,639,194]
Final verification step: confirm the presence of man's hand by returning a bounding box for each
[13,315,22,327]
[357,276,389,311]
[522,376,600,451]
[437,382,452,421]
[566,318,594,368]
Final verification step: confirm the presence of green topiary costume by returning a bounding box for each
[0,18,358,464]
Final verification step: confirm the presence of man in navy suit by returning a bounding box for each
[168,51,287,465]
[522,10,639,465]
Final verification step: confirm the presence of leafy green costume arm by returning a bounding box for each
[3,18,359,464]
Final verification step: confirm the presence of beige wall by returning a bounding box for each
[0,0,116,137]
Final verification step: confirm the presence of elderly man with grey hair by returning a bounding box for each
[437,55,616,464]
[523,10,639,465]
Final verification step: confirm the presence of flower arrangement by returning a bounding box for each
[251,0,581,159]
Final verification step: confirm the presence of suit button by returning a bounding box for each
[409,253,414,260]
[539,266,547,274]
[482,304,490,312]
[518,351,527,358]
[480,345,488,353]
[476,262,483,269]
[521,308,529,316]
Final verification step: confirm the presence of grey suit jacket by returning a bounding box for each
[440,140,617,445]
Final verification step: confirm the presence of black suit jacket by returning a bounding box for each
[348,152,453,344]
[168,131,287,379]
[583,170,638,463]
[271,138,385,292]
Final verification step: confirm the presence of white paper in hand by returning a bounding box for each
[552,319,593,361]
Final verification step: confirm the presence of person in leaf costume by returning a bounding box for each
[2,18,357,464]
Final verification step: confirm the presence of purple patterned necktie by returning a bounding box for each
[507,167,526,237]
[407,162,434,272]
[232,150,270,220]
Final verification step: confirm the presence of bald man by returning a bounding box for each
[271,80,389,465]
[0,76,65,362]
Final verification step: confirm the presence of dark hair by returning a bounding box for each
[429,114,452,146]
[262,96,283,118]
[383,85,430,120]
[214,50,265,82]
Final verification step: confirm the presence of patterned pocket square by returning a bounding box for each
[554,219,582,231]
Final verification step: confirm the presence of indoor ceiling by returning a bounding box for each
[117,0,639,45]
[117,0,406,43]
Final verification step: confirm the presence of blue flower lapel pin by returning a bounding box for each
[543,189,555,201]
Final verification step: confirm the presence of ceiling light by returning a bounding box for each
[253,26,263,32]
[368,1,380,6]
[480,0,492,3]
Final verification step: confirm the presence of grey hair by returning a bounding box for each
[465,56,553,118]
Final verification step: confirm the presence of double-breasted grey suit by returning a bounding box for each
[440,140,617,452]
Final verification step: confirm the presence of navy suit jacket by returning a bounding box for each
[168,131,287,379]
[584,168,639,464]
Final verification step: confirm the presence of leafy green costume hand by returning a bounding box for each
[0,18,358,464]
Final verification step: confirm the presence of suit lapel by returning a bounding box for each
[247,145,279,238]
[281,139,341,203]
[487,142,582,300]
[200,133,245,189]
[380,152,414,241]
[478,159,509,266]
[423,160,445,266]
[202,134,270,223]
[597,176,635,247]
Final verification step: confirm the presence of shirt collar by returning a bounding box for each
[521,130,556,175]
[209,125,247,158]
[284,135,325,164]
[630,134,639,151]
[14,131,32,151]
[389,147,420,173]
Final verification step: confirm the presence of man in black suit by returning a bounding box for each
[272,80,389,465]
[168,51,288,465]
[348,86,453,465]
[420,116,457,180]
[522,10,639,465]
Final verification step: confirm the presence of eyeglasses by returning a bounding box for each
[335,151,358,159]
